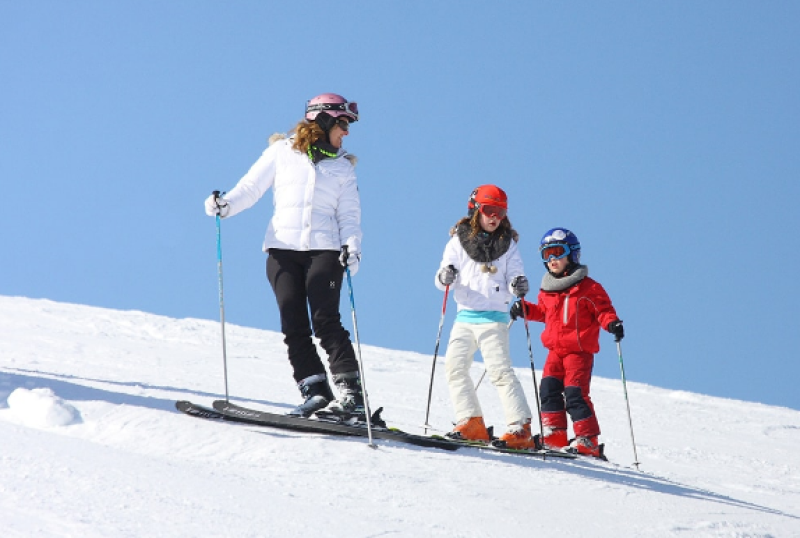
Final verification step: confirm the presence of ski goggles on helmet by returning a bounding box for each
[477,204,507,219]
[305,101,359,121]
[540,243,572,262]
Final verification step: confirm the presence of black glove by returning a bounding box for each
[510,275,529,298]
[509,300,525,321]
[608,320,624,342]
[438,265,458,286]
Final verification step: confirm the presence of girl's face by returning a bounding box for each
[329,118,350,149]
[547,255,570,275]
[479,211,502,233]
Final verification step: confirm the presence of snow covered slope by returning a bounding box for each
[1,296,798,537]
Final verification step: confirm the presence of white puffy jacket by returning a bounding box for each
[434,234,525,312]
[221,136,362,255]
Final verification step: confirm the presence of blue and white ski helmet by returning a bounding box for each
[539,228,581,265]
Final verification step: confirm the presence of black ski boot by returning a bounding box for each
[317,371,365,420]
[287,373,335,417]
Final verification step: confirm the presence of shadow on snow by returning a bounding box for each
[2,367,796,523]
[0,367,291,412]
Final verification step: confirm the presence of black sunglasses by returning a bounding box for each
[335,118,350,132]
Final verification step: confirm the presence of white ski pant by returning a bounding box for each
[444,321,532,426]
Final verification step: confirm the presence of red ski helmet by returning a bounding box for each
[305,93,359,122]
[468,185,508,216]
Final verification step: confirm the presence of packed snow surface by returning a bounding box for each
[1,296,798,537]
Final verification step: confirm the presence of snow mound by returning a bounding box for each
[7,387,80,427]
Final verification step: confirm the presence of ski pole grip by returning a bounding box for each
[211,190,228,213]
[341,245,349,273]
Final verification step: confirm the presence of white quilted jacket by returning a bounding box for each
[221,137,362,254]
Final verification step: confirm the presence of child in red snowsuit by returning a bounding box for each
[511,228,624,458]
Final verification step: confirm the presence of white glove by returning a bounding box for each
[204,193,230,217]
[438,265,458,286]
[339,246,360,276]
[510,275,529,297]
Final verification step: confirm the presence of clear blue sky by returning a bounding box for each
[3,2,799,411]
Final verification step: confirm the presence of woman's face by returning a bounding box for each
[328,118,350,149]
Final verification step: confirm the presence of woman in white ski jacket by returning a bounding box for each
[204,93,365,418]
[434,185,536,449]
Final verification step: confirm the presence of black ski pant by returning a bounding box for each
[266,248,358,382]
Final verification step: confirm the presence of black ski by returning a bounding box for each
[430,435,578,460]
[176,400,227,420]
[176,400,459,451]
[175,400,577,459]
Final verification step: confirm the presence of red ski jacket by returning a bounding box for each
[520,276,618,355]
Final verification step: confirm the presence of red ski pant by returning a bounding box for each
[540,350,600,438]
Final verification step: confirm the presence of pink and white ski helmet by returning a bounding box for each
[305,93,359,122]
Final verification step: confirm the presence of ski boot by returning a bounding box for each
[445,416,491,443]
[496,421,536,450]
[568,435,607,461]
[317,371,366,422]
[287,373,335,417]
[533,427,569,451]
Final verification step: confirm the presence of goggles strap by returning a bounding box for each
[306,102,358,118]
[541,243,571,261]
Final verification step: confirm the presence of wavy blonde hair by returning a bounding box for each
[288,119,324,154]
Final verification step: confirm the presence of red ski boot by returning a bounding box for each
[570,435,607,460]
[535,427,569,450]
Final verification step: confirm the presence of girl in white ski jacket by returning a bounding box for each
[434,185,536,450]
[204,93,365,419]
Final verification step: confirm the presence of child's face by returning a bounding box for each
[479,211,502,233]
[547,255,570,275]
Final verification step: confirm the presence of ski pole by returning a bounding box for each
[616,340,641,469]
[423,272,452,434]
[521,300,544,441]
[342,247,375,448]
[474,369,487,391]
[212,191,231,403]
